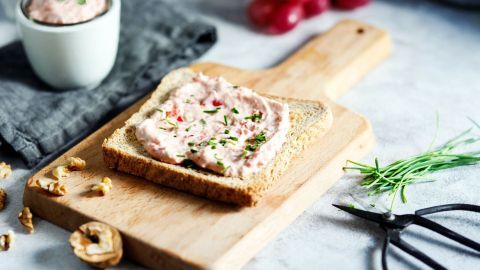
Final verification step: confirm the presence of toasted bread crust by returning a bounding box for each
[103,145,257,205]
[102,68,332,206]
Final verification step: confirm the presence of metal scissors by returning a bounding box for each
[333,203,480,270]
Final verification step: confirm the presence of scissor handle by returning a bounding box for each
[412,215,480,252]
[381,228,447,270]
[381,230,390,270]
[415,203,480,216]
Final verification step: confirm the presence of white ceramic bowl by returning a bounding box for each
[16,0,121,90]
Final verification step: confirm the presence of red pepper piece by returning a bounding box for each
[212,99,223,107]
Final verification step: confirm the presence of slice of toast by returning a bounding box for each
[102,68,333,206]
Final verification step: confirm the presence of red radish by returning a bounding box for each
[286,0,310,3]
[332,0,370,10]
[267,2,305,34]
[177,116,183,122]
[303,0,329,17]
[247,0,278,28]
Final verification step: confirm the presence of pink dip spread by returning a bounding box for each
[135,73,290,177]
[27,0,109,25]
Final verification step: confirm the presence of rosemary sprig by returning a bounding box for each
[344,127,480,210]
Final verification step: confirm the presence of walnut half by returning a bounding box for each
[0,162,12,179]
[0,230,15,251]
[18,207,34,234]
[69,222,123,268]
[52,165,69,180]
[66,157,86,171]
[51,156,86,180]
[91,177,113,196]
[37,179,68,196]
[0,188,5,210]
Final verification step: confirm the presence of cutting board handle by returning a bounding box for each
[192,20,391,102]
[262,20,391,101]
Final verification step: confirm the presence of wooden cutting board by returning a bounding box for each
[24,20,390,270]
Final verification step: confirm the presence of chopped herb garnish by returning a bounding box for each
[241,151,248,159]
[185,99,192,104]
[229,136,238,141]
[188,142,195,147]
[155,108,164,113]
[77,0,86,5]
[207,138,217,149]
[200,119,207,125]
[254,131,266,143]
[216,160,230,173]
[219,139,227,146]
[245,144,258,151]
[224,129,230,134]
[244,132,266,152]
[231,107,239,114]
[183,159,195,168]
[186,126,192,132]
[176,154,186,158]
[190,148,198,154]
[370,203,376,208]
[214,153,223,160]
[223,115,229,126]
[348,203,356,209]
[203,108,220,114]
[233,86,239,89]
[165,116,178,127]
[245,113,261,123]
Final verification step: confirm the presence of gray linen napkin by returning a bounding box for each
[0,0,217,168]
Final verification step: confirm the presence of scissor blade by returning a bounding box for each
[332,204,386,224]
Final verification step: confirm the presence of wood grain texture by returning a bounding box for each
[23,20,390,270]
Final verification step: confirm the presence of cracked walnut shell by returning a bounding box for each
[0,162,12,179]
[37,179,68,196]
[69,222,123,268]
[18,207,34,234]
[0,188,5,210]
[0,230,15,251]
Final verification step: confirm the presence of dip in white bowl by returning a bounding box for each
[16,0,120,90]
[27,0,109,25]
